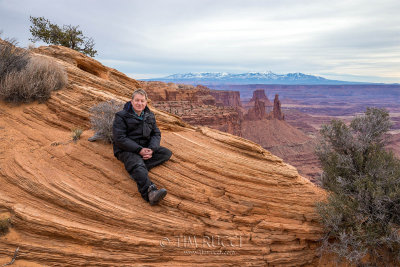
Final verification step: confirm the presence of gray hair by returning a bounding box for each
[132,88,148,100]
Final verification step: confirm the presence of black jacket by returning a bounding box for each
[112,101,161,157]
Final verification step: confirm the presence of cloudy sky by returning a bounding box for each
[1,0,399,82]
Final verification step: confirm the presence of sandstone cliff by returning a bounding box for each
[0,45,326,266]
[209,90,242,107]
[139,81,209,103]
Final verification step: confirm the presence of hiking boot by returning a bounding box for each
[88,132,102,142]
[148,185,167,206]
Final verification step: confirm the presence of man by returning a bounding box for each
[112,88,172,205]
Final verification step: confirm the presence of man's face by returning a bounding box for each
[131,93,147,114]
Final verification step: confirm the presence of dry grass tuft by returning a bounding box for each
[71,128,83,142]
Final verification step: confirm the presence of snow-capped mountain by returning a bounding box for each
[145,71,362,85]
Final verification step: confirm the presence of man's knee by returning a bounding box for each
[157,146,172,160]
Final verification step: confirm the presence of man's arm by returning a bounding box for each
[112,113,143,153]
[148,118,161,150]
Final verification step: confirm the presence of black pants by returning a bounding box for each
[117,146,172,201]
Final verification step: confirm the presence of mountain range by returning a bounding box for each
[145,71,367,85]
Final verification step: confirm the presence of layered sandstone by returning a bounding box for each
[0,45,327,266]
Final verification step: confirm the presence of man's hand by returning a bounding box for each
[139,148,153,160]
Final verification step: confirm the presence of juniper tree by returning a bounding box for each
[29,16,97,57]
[316,108,400,266]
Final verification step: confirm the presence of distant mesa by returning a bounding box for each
[145,71,368,85]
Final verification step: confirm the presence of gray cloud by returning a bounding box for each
[0,0,399,82]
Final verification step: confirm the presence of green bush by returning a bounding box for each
[89,100,123,143]
[316,108,400,266]
[0,55,68,103]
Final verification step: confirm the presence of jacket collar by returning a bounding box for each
[123,101,150,117]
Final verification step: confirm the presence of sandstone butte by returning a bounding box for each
[0,45,330,266]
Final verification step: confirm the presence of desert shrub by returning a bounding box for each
[316,108,400,266]
[89,100,123,143]
[71,128,83,142]
[0,55,68,103]
[0,38,30,83]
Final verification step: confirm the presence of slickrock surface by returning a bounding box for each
[0,45,326,266]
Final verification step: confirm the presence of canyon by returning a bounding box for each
[142,81,400,182]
